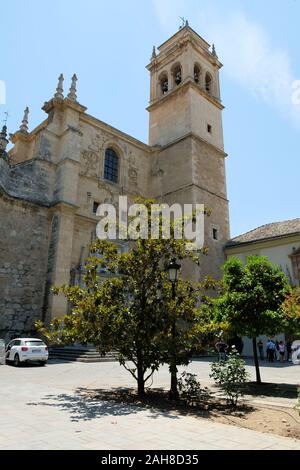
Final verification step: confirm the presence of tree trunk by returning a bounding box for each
[137,352,145,397]
[169,363,179,400]
[252,337,261,384]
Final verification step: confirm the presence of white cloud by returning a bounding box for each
[205,12,300,127]
[153,2,300,128]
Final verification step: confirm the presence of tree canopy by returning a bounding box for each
[37,199,216,396]
[215,255,290,383]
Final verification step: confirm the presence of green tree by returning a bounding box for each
[37,199,211,397]
[215,256,290,384]
[282,287,300,335]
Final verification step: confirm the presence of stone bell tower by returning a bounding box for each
[147,23,230,280]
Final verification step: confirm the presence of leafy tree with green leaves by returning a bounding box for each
[282,287,300,335]
[215,256,290,384]
[37,199,214,397]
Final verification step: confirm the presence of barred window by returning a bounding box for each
[104,148,119,183]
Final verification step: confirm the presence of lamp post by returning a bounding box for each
[167,257,181,400]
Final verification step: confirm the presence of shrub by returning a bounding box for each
[178,372,211,402]
[210,349,249,406]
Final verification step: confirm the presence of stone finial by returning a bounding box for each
[54,73,64,100]
[212,44,218,58]
[19,107,29,133]
[185,19,189,27]
[0,124,9,156]
[151,46,157,61]
[67,73,78,101]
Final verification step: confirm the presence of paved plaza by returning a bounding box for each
[0,359,299,450]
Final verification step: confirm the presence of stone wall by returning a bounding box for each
[0,157,53,206]
[0,156,52,340]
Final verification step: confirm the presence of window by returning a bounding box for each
[194,64,201,84]
[207,124,212,134]
[172,64,182,86]
[212,228,218,240]
[24,340,45,346]
[104,148,119,183]
[159,73,169,95]
[205,73,213,95]
[93,201,100,214]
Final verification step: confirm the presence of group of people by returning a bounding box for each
[257,339,292,363]
[215,336,299,364]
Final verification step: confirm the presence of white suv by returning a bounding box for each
[6,338,49,367]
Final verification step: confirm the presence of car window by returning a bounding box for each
[24,340,45,346]
[14,340,21,346]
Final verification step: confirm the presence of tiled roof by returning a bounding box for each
[227,218,300,247]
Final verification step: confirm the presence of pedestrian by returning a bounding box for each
[257,339,264,360]
[286,341,292,362]
[215,338,228,361]
[278,341,285,363]
[275,340,280,361]
[266,339,275,362]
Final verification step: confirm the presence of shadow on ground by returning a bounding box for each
[26,386,255,424]
[245,382,298,399]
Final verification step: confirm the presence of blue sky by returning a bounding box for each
[1,0,299,237]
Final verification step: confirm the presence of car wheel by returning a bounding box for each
[14,354,20,367]
[39,361,46,367]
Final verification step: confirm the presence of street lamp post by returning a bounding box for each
[167,257,181,400]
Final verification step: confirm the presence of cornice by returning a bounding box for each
[80,113,152,153]
[147,79,224,112]
[157,131,227,158]
[155,182,228,203]
[42,97,87,114]
[50,200,80,213]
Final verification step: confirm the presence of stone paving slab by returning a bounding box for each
[0,360,299,450]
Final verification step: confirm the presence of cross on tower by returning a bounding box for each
[3,111,9,126]
[179,17,189,29]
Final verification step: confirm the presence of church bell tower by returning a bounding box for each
[147,23,230,280]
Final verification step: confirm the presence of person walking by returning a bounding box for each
[215,338,228,361]
[266,339,275,362]
[278,341,285,363]
[275,340,280,361]
[257,339,264,361]
[286,341,292,362]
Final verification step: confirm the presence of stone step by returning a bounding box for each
[50,350,116,356]
[49,346,119,363]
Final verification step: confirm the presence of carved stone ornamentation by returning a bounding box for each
[128,151,138,188]
[80,150,98,178]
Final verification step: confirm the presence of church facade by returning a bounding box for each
[0,25,230,338]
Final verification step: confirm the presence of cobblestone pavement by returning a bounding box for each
[0,359,299,450]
